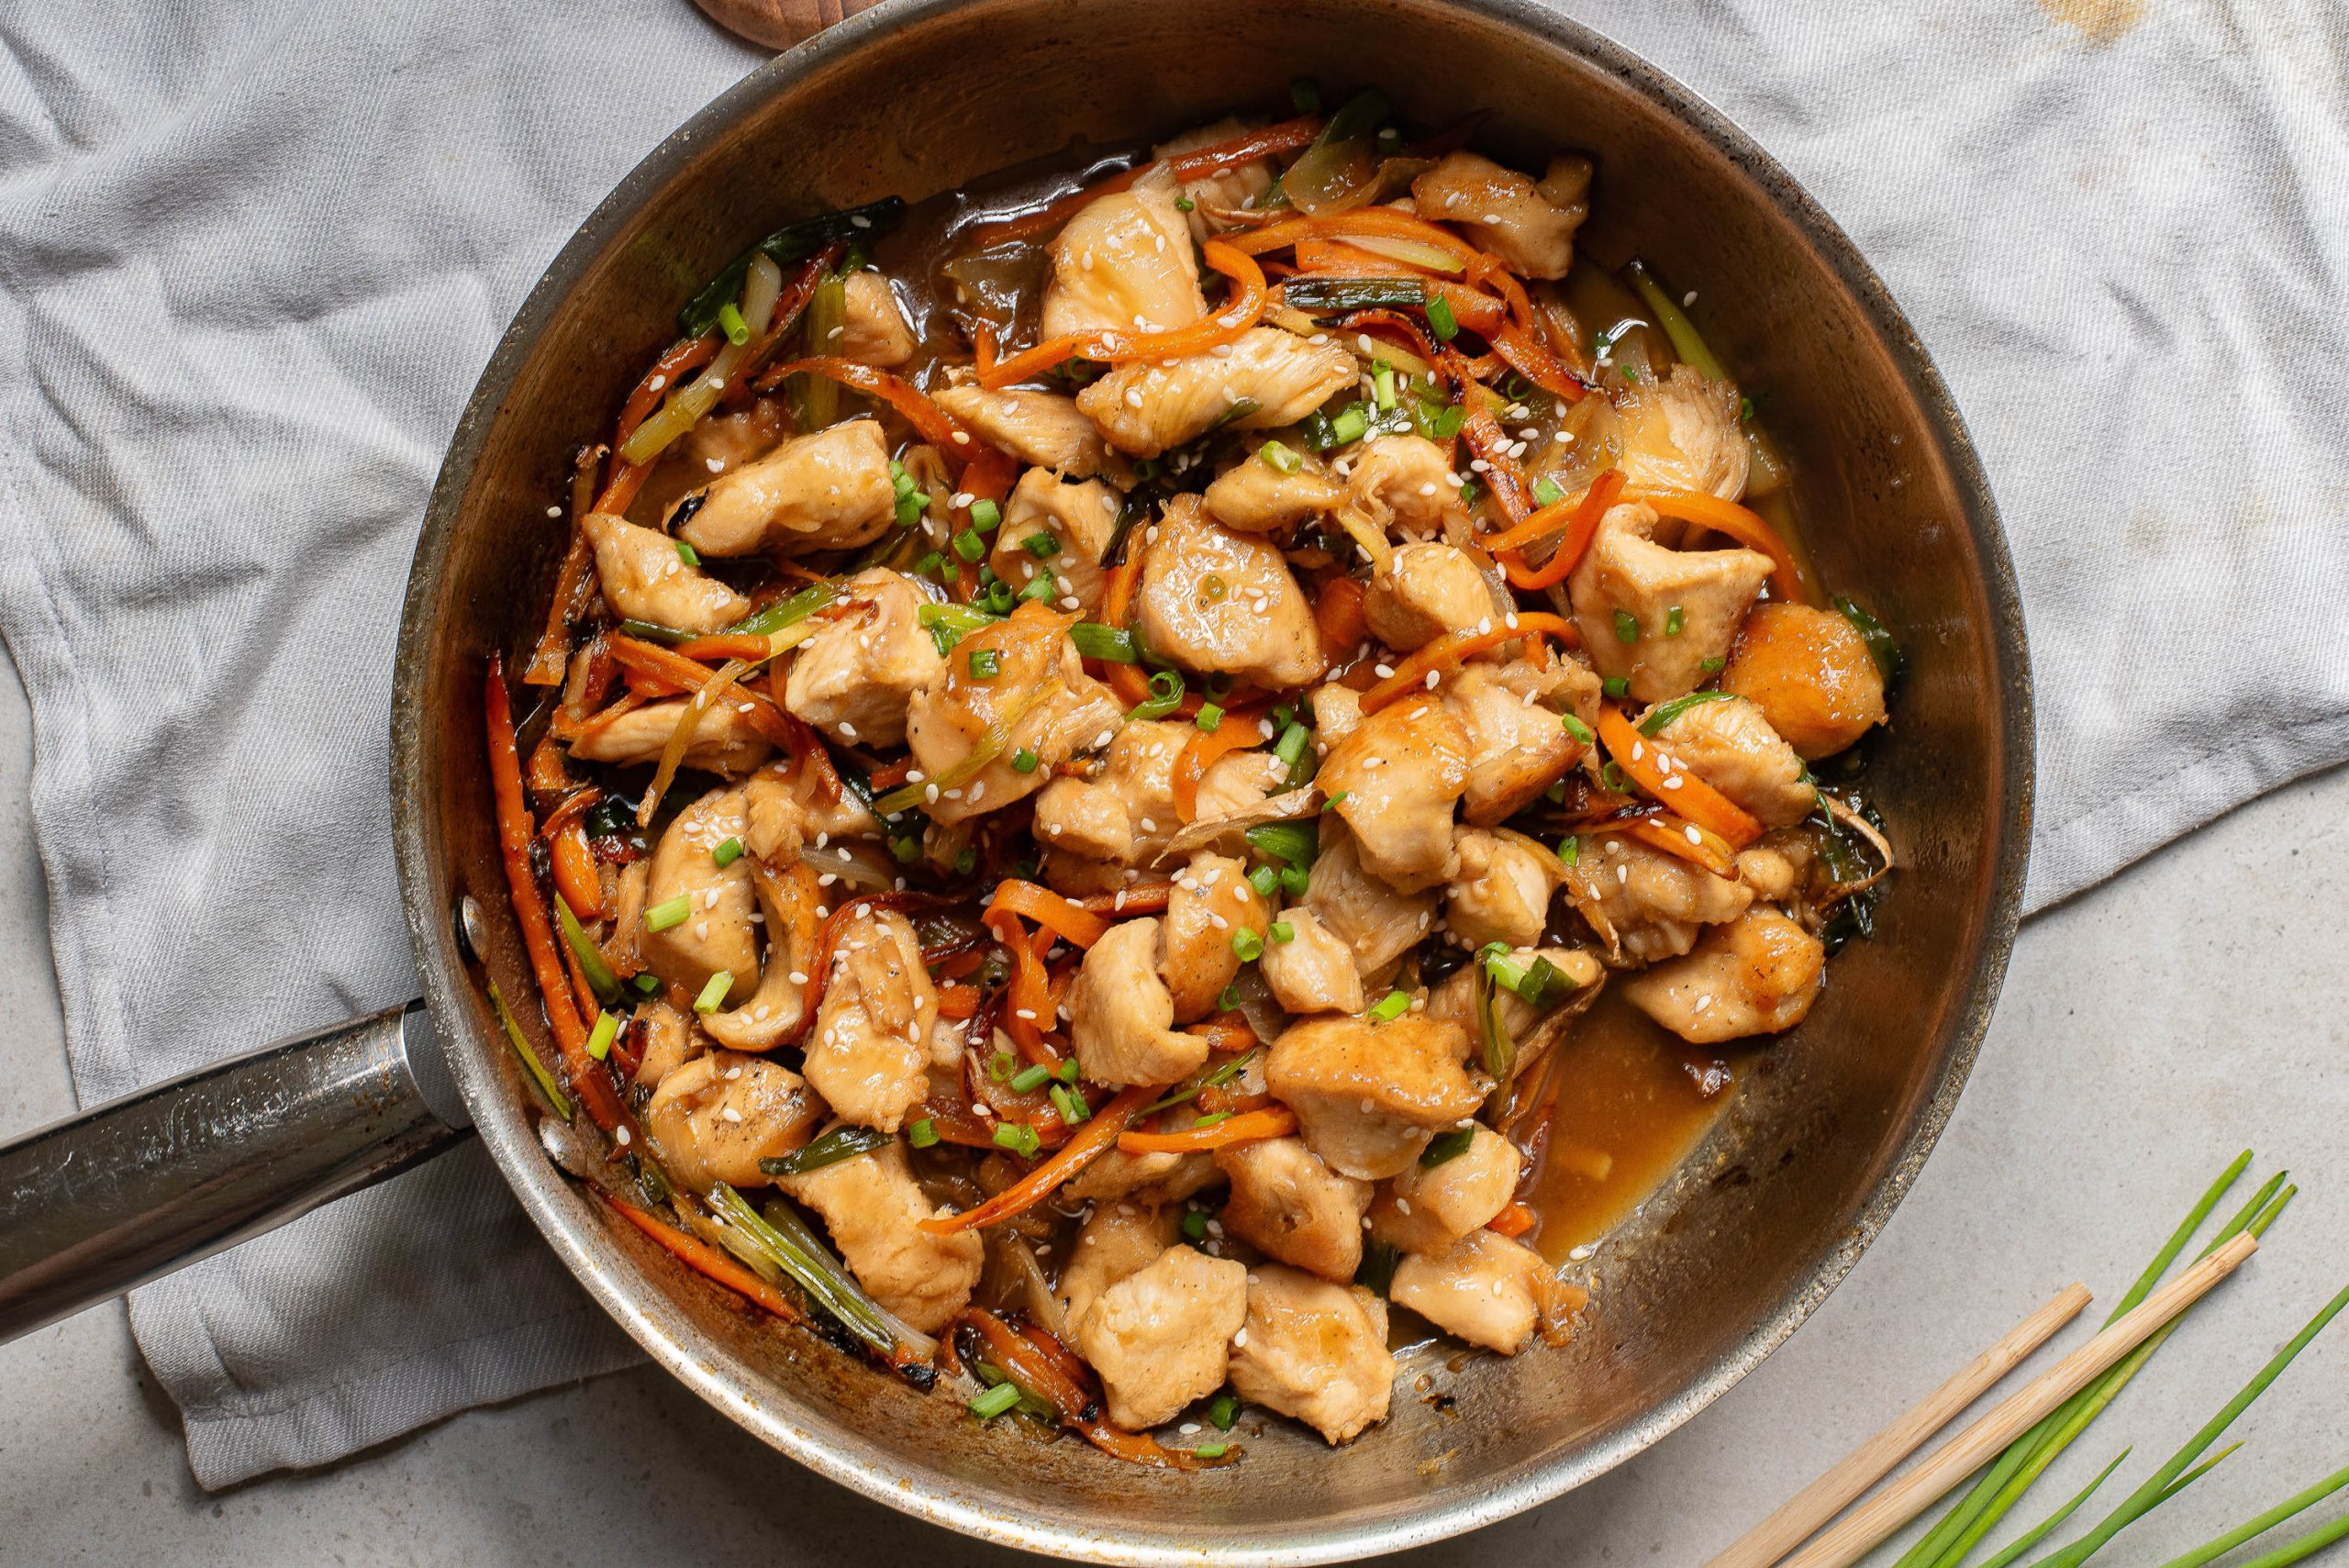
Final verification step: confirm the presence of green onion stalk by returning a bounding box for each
[705,1182,936,1371]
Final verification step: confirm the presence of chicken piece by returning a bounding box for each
[1058,1199,1180,1331]
[1162,851,1265,1022]
[1622,906,1825,1043]
[580,510,751,634]
[674,419,896,559]
[1041,178,1204,341]
[700,858,818,1051]
[567,698,773,776]
[640,787,758,994]
[774,1138,984,1333]
[1065,1147,1224,1208]
[1721,602,1889,760]
[1030,718,1190,865]
[675,397,792,479]
[1074,1244,1249,1430]
[1266,1012,1483,1180]
[630,1000,704,1091]
[1342,435,1467,544]
[1193,748,1290,825]
[1440,660,1592,826]
[740,756,882,861]
[1303,821,1438,975]
[986,468,1122,617]
[1203,446,1345,532]
[1216,1136,1371,1282]
[1134,495,1323,689]
[1409,151,1587,280]
[1365,1127,1520,1255]
[1425,944,1604,1067]
[641,1051,823,1194]
[1617,363,1751,501]
[931,384,1114,479]
[1644,693,1816,828]
[1259,905,1365,1017]
[1068,917,1208,1088]
[1568,503,1772,704]
[800,908,938,1133]
[1318,697,1472,894]
[1307,682,1364,749]
[839,271,917,367]
[1078,328,1356,459]
[1390,1229,1550,1354]
[904,601,1124,825]
[1363,542,1491,652]
[1566,831,1753,964]
[1227,1265,1394,1445]
[1156,117,1276,242]
[1446,827,1567,950]
[782,568,943,749]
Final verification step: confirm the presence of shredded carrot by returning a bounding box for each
[1170,706,1268,822]
[1118,1104,1296,1154]
[979,240,1269,389]
[1488,1202,1539,1240]
[731,249,836,391]
[670,632,774,663]
[590,335,724,515]
[1360,610,1581,713]
[757,356,978,460]
[1594,706,1764,850]
[1183,1018,1259,1055]
[936,982,982,1020]
[919,1085,1156,1233]
[985,913,1057,1062]
[1620,813,1742,879]
[1094,540,1154,708]
[985,880,1111,949]
[1495,469,1627,591]
[606,1196,807,1324]
[961,115,1325,249]
[866,756,915,791]
[1313,574,1368,671]
[1631,488,1810,606]
[1076,883,1173,916]
[1231,206,1484,267]
[524,532,597,687]
[547,822,605,920]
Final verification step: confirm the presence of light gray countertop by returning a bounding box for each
[2,636,2344,1566]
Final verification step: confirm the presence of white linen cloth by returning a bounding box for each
[0,0,2343,1489]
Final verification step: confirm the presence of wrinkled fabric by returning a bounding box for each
[0,0,2343,1489]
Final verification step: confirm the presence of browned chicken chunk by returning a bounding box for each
[800,909,939,1133]
[1136,495,1324,690]
[1068,916,1208,1088]
[642,1051,823,1193]
[1073,1244,1248,1430]
[1318,697,1472,893]
[932,384,1117,479]
[1078,328,1355,459]
[1410,151,1588,279]
[904,602,1123,825]
[775,1139,985,1334]
[1568,503,1772,704]
[1215,1136,1372,1282]
[985,468,1123,617]
[1365,1127,1520,1255]
[1266,1012,1483,1180]
[782,568,943,749]
[1227,1265,1394,1444]
[582,510,749,633]
[1620,906,1824,1043]
[674,418,897,558]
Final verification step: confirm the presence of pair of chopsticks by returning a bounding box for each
[1709,1230,2261,1568]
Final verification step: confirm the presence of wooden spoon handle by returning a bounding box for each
[690,0,885,50]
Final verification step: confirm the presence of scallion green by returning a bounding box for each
[759,1125,891,1178]
[1009,1062,1052,1094]
[712,836,743,867]
[969,1382,1023,1420]
[645,895,692,933]
[1070,621,1140,662]
[1369,990,1411,1022]
[694,970,733,1013]
[1230,927,1264,962]
[1426,295,1459,340]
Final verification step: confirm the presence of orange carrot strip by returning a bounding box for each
[1631,487,1811,606]
[936,983,981,1020]
[1118,1105,1297,1154]
[985,914,1054,1061]
[979,241,1268,389]
[960,1308,1235,1469]
[670,632,774,663]
[1171,710,1268,823]
[1496,469,1627,592]
[985,880,1111,950]
[1313,574,1368,670]
[1595,706,1764,850]
[1231,207,1485,266]
[1488,1202,1538,1240]
[1075,883,1174,916]
[547,822,605,920]
[758,356,978,459]
[1182,1018,1259,1054]
[1360,611,1581,714]
[919,1085,1157,1233]
[606,1197,807,1325]
[1620,813,1742,879]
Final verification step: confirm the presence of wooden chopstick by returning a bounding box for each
[1768,1230,2259,1568]
[1706,1281,2095,1568]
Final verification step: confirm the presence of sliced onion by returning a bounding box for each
[636,656,754,828]
[1340,229,1464,276]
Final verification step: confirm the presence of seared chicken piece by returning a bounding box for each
[1446,827,1567,950]
[1318,698,1472,893]
[673,397,791,482]
[1203,447,1345,532]
[904,602,1124,825]
[640,786,758,995]
[1622,906,1824,1043]
[1307,682,1364,749]
[774,1139,985,1334]
[1342,435,1466,542]
[1566,832,1753,964]
[1161,851,1265,1022]
[1410,151,1587,280]
[1058,1200,1179,1331]
[1721,602,1889,760]
[674,419,896,559]
[839,271,918,368]
[1303,821,1439,976]
[1568,503,1771,704]
[1266,1012,1483,1180]
[1068,917,1208,1088]
[1390,1229,1551,1354]
[568,698,773,776]
[931,384,1115,478]
[801,908,938,1133]
[1259,905,1366,1016]
[1065,1147,1224,1208]
[1135,496,1324,689]
[701,859,816,1051]
[741,756,881,861]
[1078,328,1355,459]
[986,468,1123,617]
[1642,693,1816,828]
[1073,1244,1248,1430]
[1031,718,1191,865]
[1441,661,1591,825]
[1617,363,1750,501]
[782,568,943,749]
[1366,1127,1520,1255]
[1215,1136,1372,1282]
[1227,1265,1394,1444]
[1041,178,1205,340]
[641,1051,823,1193]
[630,999,703,1091]
[1364,542,1491,652]
[1192,748,1291,825]
[1156,117,1277,241]
[582,510,751,634]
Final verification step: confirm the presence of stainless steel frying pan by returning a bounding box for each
[0,0,2032,1558]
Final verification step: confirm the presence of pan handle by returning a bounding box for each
[0,999,470,1343]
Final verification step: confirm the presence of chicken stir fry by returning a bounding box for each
[484,86,1898,1468]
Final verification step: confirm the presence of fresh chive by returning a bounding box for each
[1561,713,1594,744]
[1054,1058,1080,1084]
[645,895,692,932]
[969,498,1002,532]
[759,1125,891,1177]
[969,1382,1022,1420]
[1664,604,1686,638]
[1230,927,1264,962]
[1369,990,1410,1022]
[1011,571,1051,603]
[585,1010,619,1061]
[694,970,733,1013]
[907,1118,940,1149]
[1426,295,1459,341]
[1181,1207,1210,1242]
[1259,439,1304,474]
[1421,1128,1474,1166]
[1972,1451,2134,1568]
[1010,1062,1052,1094]
[1248,864,1281,899]
[1613,609,1640,643]
[1009,748,1040,774]
[1070,621,1140,662]
[717,302,751,347]
[1531,476,1566,509]
[952,528,986,562]
[1269,919,1296,944]
[1602,676,1630,699]
[1374,361,1397,411]
[969,648,1002,680]
[1196,702,1224,732]
[1208,1392,1239,1430]
[713,836,743,867]
[915,550,945,579]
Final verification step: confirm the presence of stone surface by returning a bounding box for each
[0,620,2343,1562]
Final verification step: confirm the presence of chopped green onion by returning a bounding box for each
[1070,621,1141,662]
[1016,572,1054,604]
[632,972,662,995]
[1279,864,1310,897]
[1602,676,1631,699]
[968,648,1002,680]
[952,528,986,562]
[484,978,573,1119]
[1531,476,1566,509]
[915,550,945,580]
[712,836,743,867]
[1613,609,1641,643]
[1246,821,1319,867]
[1219,983,1241,1011]
[1270,920,1296,944]
[1010,748,1040,774]
[1640,689,1738,736]
[1271,722,1311,771]
[969,1382,1023,1420]
[1420,1128,1475,1166]
[554,893,624,1005]
[1356,1239,1400,1296]
[907,1118,940,1149]
[1196,702,1224,732]
[1208,1392,1240,1430]
[1192,1110,1230,1129]
[694,970,733,1013]
[584,1010,619,1061]
[759,1125,891,1177]
[1622,259,1729,382]
[1259,439,1304,474]
[716,302,751,347]
[729,580,840,639]
[1425,295,1459,341]
[1369,990,1411,1022]
[1699,655,1726,673]
[645,895,692,932]
[989,1051,1016,1082]
[1192,1442,1230,1461]
[678,197,907,338]
[1330,403,1370,446]
[1181,1207,1210,1242]
[1248,864,1281,899]
[1009,1062,1052,1094]
[1431,403,1466,439]
[1561,713,1594,744]
[1174,195,1196,212]
[1373,361,1397,411]
[1054,1058,1080,1084]
[1022,531,1059,559]
[969,498,1002,532]
[675,539,703,566]
[991,1122,1042,1158]
[1126,668,1186,722]
[953,847,976,876]
[1558,835,1581,867]
[1473,951,1515,1085]
[1664,604,1686,638]
[1049,1084,1090,1125]
[1230,927,1264,962]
